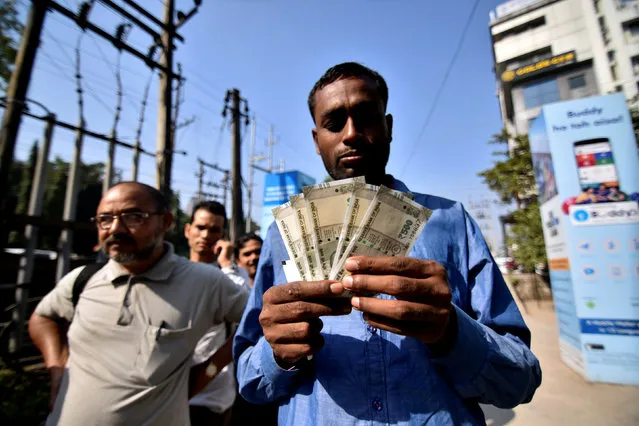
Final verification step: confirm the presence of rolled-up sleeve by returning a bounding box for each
[34,266,85,322]
[233,224,301,404]
[432,210,542,409]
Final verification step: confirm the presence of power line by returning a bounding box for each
[400,0,482,174]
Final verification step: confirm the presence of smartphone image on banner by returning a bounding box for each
[573,138,620,190]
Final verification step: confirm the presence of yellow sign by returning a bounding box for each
[502,51,576,82]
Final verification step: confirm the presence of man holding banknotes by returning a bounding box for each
[234,62,541,425]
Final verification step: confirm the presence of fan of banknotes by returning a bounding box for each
[272,177,433,283]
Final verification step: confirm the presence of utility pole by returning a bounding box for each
[56,119,85,282]
[223,89,249,242]
[10,113,55,354]
[156,0,175,197]
[0,1,49,250]
[222,171,229,211]
[197,160,204,200]
[246,117,257,233]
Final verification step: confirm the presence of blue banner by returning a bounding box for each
[260,171,315,235]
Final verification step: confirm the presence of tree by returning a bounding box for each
[0,0,23,90]
[478,129,546,272]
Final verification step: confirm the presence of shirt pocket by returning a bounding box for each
[136,321,193,385]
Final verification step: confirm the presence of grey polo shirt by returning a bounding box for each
[35,243,249,426]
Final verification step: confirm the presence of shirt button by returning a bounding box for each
[372,399,383,412]
[367,325,377,334]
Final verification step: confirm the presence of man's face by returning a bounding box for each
[97,185,170,265]
[184,209,225,255]
[311,77,393,183]
[237,239,262,279]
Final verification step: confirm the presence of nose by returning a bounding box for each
[110,216,127,233]
[343,117,361,145]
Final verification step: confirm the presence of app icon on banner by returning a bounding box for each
[581,265,598,279]
[576,240,594,254]
[604,238,620,253]
[609,265,625,279]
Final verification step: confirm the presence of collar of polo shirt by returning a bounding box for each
[104,242,177,283]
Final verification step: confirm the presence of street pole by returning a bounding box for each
[156,0,175,197]
[56,119,85,282]
[0,0,49,250]
[197,159,204,200]
[131,140,140,181]
[230,88,244,242]
[246,116,256,233]
[222,171,229,212]
[10,113,55,353]
[103,131,116,194]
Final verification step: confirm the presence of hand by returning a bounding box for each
[342,256,455,348]
[48,365,65,411]
[259,281,352,366]
[214,240,234,269]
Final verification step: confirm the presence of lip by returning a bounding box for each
[340,154,365,166]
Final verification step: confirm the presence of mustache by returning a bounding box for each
[105,234,136,245]
[337,148,368,160]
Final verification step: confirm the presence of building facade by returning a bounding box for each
[490,0,639,136]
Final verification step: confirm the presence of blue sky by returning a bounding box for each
[12,0,507,243]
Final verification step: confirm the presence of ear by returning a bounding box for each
[312,128,321,155]
[184,222,191,239]
[162,211,174,232]
[385,114,393,143]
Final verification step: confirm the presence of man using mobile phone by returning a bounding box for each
[185,201,250,426]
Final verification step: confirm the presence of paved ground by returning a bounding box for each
[481,299,639,426]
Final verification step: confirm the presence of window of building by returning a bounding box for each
[625,20,639,42]
[569,74,587,90]
[632,56,639,75]
[523,79,560,109]
[593,0,600,14]
[608,50,616,63]
[600,16,611,44]
[611,64,619,81]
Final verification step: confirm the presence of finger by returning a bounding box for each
[343,274,451,303]
[261,300,352,324]
[271,334,325,364]
[344,256,446,278]
[351,296,450,322]
[362,313,448,343]
[264,280,347,304]
[263,319,323,344]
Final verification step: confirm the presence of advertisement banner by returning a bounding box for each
[261,171,315,235]
[529,93,639,385]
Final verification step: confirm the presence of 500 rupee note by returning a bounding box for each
[290,194,323,281]
[272,201,310,281]
[303,177,364,279]
[333,185,432,281]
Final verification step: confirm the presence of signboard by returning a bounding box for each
[260,171,316,235]
[529,93,639,385]
[501,51,576,83]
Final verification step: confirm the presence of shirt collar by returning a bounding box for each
[387,175,411,194]
[103,242,176,283]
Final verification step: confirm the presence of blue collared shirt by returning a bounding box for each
[234,178,541,425]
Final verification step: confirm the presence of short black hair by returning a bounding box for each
[111,181,169,212]
[235,233,263,257]
[190,200,227,225]
[307,62,389,122]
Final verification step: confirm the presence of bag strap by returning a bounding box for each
[72,262,107,308]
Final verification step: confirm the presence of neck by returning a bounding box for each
[365,173,392,187]
[190,250,215,264]
[122,244,167,275]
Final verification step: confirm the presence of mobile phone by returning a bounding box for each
[573,138,619,190]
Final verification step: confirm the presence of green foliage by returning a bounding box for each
[0,0,23,90]
[478,129,546,271]
[507,202,546,272]
[477,129,536,207]
[0,363,49,425]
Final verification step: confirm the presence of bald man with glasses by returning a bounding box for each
[29,182,249,426]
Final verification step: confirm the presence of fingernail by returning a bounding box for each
[330,283,344,295]
[351,296,360,309]
[345,258,359,271]
[342,275,353,289]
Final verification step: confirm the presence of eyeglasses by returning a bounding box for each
[91,211,163,230]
